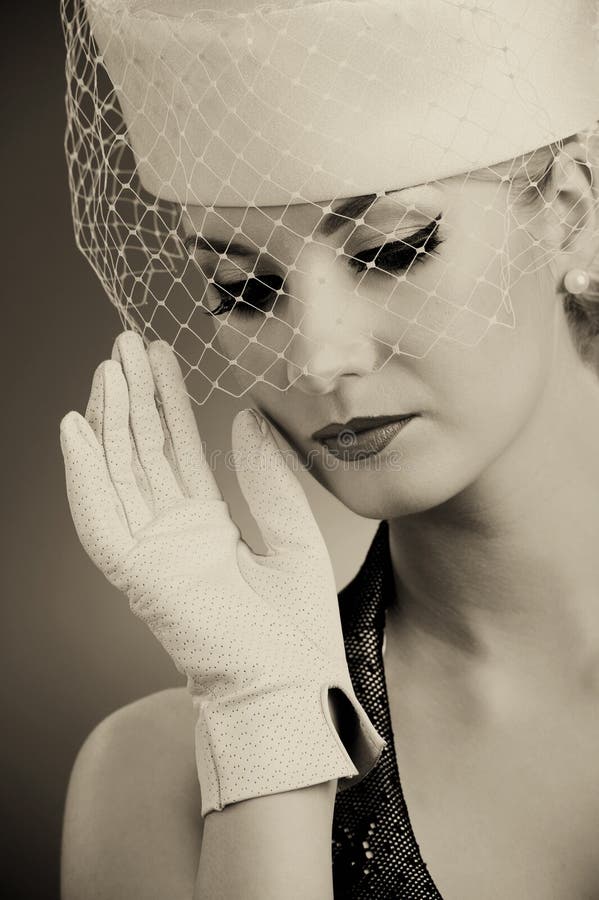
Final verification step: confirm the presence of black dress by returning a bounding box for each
[331,520,443,899]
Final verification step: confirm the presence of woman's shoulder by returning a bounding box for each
[70,687,198,786]
[62,688,203,900]
[86,686,196,745]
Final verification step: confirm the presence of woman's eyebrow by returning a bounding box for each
[318,194,378,237]
[184,188,419,253]
[317,189,429,237]
[183,234,256,257]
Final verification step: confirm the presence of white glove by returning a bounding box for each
[59,331,386,815]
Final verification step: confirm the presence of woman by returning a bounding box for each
[60,0,599,897]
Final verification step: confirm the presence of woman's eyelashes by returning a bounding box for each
[346,215,443,275]
[206,215,443,318]
[209,273,283,318]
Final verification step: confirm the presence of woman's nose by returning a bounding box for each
[284,247,379,395]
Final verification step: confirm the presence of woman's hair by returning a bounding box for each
[475,128,599,362]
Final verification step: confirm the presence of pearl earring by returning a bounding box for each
[564,268,591,295]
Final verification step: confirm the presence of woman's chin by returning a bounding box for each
[313,457,474,520]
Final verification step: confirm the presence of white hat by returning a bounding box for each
[86,0,599,206]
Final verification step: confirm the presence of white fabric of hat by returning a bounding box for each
[62,0,599,404]
[84,0,599,205]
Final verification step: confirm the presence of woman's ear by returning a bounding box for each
[545,139,598,262]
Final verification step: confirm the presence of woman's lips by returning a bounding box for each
[316,415,417,460]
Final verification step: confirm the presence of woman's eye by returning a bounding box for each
[209,274,284,317]
[348,216,443,275]
[204,217,442,316]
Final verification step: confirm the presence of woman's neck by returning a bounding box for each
[386,356,599,682]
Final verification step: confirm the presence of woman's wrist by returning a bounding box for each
[192,678,385,816]
[196,781,338,900]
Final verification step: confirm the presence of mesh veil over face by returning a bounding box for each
[62,0,599,404]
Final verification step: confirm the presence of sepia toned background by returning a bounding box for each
[2,4,377,897]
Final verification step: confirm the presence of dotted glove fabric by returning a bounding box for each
[59,331,386,815]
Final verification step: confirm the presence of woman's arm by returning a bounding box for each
[194,696,346,900]
[61,690,204,900]
[60,334,381,897]
[60,691,340,900]
[195,780,338,900]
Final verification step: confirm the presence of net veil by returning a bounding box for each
[62,0,599,405]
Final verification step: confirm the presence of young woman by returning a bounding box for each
[59,1,599,897]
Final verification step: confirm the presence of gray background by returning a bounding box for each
[2,5,377,897]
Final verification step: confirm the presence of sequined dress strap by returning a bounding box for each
[331,520,443,900]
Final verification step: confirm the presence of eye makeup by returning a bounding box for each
[186,209,444,319]
[208,273,284,318]
[346,215,443,275]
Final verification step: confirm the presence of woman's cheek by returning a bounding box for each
[426,336,549,474]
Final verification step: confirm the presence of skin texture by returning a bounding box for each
[179,138,599,700]
[183,142,598,520]
[62,140,599,899]
[185,140,599,896]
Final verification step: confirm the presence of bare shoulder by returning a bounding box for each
[62,688,203,900]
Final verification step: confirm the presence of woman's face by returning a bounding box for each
[183,174,577,518]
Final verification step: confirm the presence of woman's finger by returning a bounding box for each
[111,331,183,510]
[232,408,327,559]
[97,360,153,534]
[59,410,133,575]
[84,362,105,443]
[87,356,155,510]
[147,340,222,502]
[156,401,189,498]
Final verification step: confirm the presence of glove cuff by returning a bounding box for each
[193,680,386,816]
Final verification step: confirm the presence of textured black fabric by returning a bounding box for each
[331,520,443,899]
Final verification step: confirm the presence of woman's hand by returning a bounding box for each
[60,331,385,815]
